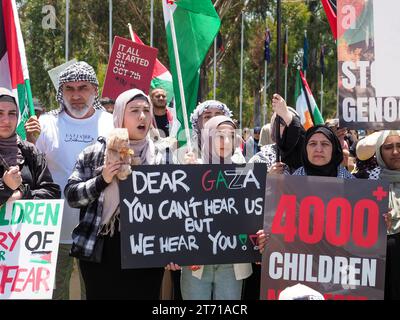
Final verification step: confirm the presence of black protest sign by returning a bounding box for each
[260,175,388,300]
[119,164,267,269]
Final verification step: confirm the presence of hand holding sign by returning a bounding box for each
[256,229,270,254]
[165,262,181,271]
[119,164,267,269]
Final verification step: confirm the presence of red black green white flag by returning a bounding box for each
[0,0,34,139]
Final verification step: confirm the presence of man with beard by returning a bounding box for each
[30,61,113,300]
[149,87,179,166]
[150,88,175,138]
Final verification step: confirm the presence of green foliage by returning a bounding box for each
[17,0,338,123]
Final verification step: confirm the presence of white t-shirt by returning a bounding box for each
[36,109,113,243]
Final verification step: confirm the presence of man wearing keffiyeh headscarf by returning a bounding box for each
[32,61,114,300]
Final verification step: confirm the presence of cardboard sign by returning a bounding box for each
[119,164,267,269]
[47,59,78,91]
[102,36,158,100]
[0,200,64,299]
[260,175,388,300]
[338,0,400,129]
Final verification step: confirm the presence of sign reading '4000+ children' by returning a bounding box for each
[0,200,64,299]
[119,164,267,269]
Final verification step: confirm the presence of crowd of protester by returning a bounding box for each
[0,60,397,300]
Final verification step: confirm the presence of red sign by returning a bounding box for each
[102,36,158,100]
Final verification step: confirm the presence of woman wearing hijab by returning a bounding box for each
[64,89,165,300]
[181,115,265,300]
[374,130,400,300]
[190,100,233,151]
[292,125,354,179]
[174,100,234,164]
[0,88,60,205]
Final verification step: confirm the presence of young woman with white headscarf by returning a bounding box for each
[180,115,266,300]
[65,89,165,299]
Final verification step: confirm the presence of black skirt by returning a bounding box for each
[79,228,164,300]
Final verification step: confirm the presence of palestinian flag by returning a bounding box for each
[295,69,324,130]
[131,31,174,105]
[0,0,34,139]
[30,251,52,264]
[321,0,337,39]
[162,0,221,145]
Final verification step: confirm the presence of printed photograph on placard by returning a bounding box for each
[338,0,400,129]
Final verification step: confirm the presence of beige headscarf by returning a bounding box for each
[375,130,400,235]
[101,89,155,235]
[201,115,239,164]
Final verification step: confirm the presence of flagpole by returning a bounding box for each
[213,38,217,100]
[128,23,135,42]
[275,0,282,161]
[167,6,192,151]
[150,0,154,47]
[320,73,324,117]
[320,43,324,118]
[284,25,288,101]
[303,29,307,79]
[109,0,112,56]
[263,60,267,125]
[239,11,244,130]
[65,0,69,61]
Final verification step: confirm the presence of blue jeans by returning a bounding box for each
[181,264,243,300]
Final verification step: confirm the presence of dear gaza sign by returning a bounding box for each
[119,164,267,269]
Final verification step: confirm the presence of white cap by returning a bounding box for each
[279,283,325,300]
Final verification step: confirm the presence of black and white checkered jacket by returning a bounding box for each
[64,137,109,260]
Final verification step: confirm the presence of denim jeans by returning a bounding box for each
[53,244,86,300]
[181,264,243,300]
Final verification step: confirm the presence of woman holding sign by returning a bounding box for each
[0,88,60,205]
[65,89,165,299]
[181,115,265,300]
[292,125,354,179]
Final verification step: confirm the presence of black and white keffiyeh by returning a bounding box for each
[52,61,104,115]
[190,100,233,137]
